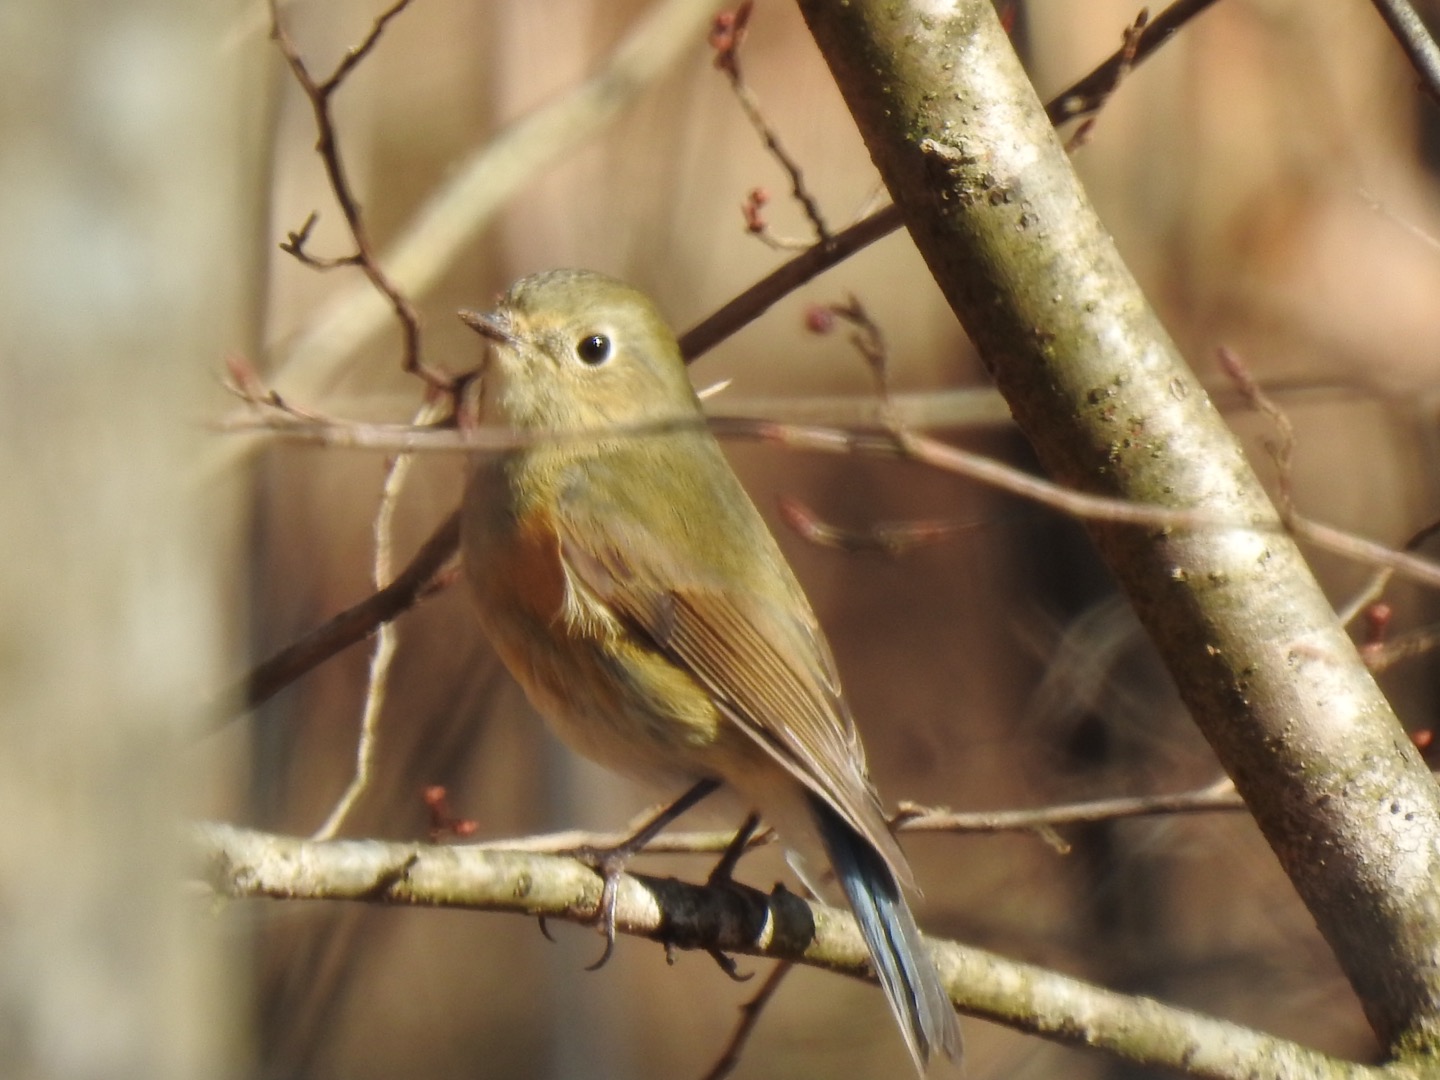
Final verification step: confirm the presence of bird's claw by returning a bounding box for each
[563,843,629,971]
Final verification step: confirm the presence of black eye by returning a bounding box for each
[576,334,612,365]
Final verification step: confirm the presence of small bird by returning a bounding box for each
[459,269,961,1070]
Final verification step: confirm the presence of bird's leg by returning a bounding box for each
[707,812,762,887]
[565,777,721,970]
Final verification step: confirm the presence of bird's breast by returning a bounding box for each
[461,458,735,782]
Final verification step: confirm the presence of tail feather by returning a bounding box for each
[809,794,962,1072]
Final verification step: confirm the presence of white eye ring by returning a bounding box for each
[576,333,612,365]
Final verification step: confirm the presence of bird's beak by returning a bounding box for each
[459,308,519,346]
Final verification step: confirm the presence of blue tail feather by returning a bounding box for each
[809,794,962,1071]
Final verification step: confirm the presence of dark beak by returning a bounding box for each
[459,308,518,345]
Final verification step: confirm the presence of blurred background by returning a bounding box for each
[8,0,1440,1077]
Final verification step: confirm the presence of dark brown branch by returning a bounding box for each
[777,496,974,556]
[678,204,904,361]
[216,510,461,723]
[678,0,1220,362]
[1061,10,1148,152]
[1046,0,1225,127]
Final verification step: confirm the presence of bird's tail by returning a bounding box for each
[808,793,962,1072]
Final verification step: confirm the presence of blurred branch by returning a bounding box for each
[217,403,1440,585]
[1367,0,1440,105]
[777,496,977,556]
[311,396,448,839]
[197,821,1394,1079]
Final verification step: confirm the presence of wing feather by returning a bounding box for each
[553,451,910,880]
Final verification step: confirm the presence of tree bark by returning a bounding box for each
[797,0,1440,1058]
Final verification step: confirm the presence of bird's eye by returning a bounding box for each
[575,334,612,365]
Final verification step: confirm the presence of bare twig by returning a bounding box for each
[710,2,831,246]
[1062,10,1148,152]
[1219,347,1440,596]
[313,396,447,839]
[1289,515,1440,594]
[1337,517,1440,627]
[893,778,1243,842]
[268,0,454,396]
[1366,623,1440,673]
[677,203,904,360]
[824,294,890,400]
[1217,346,1295,516]
[1047,0,1224,128]
[700,962,794,1080]
[777,496,976,556]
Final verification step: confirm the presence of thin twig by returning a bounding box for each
[268,0,453,395]
[1062,10,1148,152]
[676,204,903,360]
[1047,0,1224,127]
[1364,622,1440,673]
[699,962,794,1080]
[893,778,1242,840]
[823,294,890,401]
[777,496,977,556]
[1218,347,1440,596]
[1337,518,1440,626]
[1217,346,1295,517]
[710,3,831,246]
[313,396,447,839]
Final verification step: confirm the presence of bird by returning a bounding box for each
[458,268,961,1070]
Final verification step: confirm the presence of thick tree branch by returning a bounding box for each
[796,0,1440,1059]
[198,822,1405,1080]
[1367,0,1440,106]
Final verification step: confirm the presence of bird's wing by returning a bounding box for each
[554,465,910,880]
